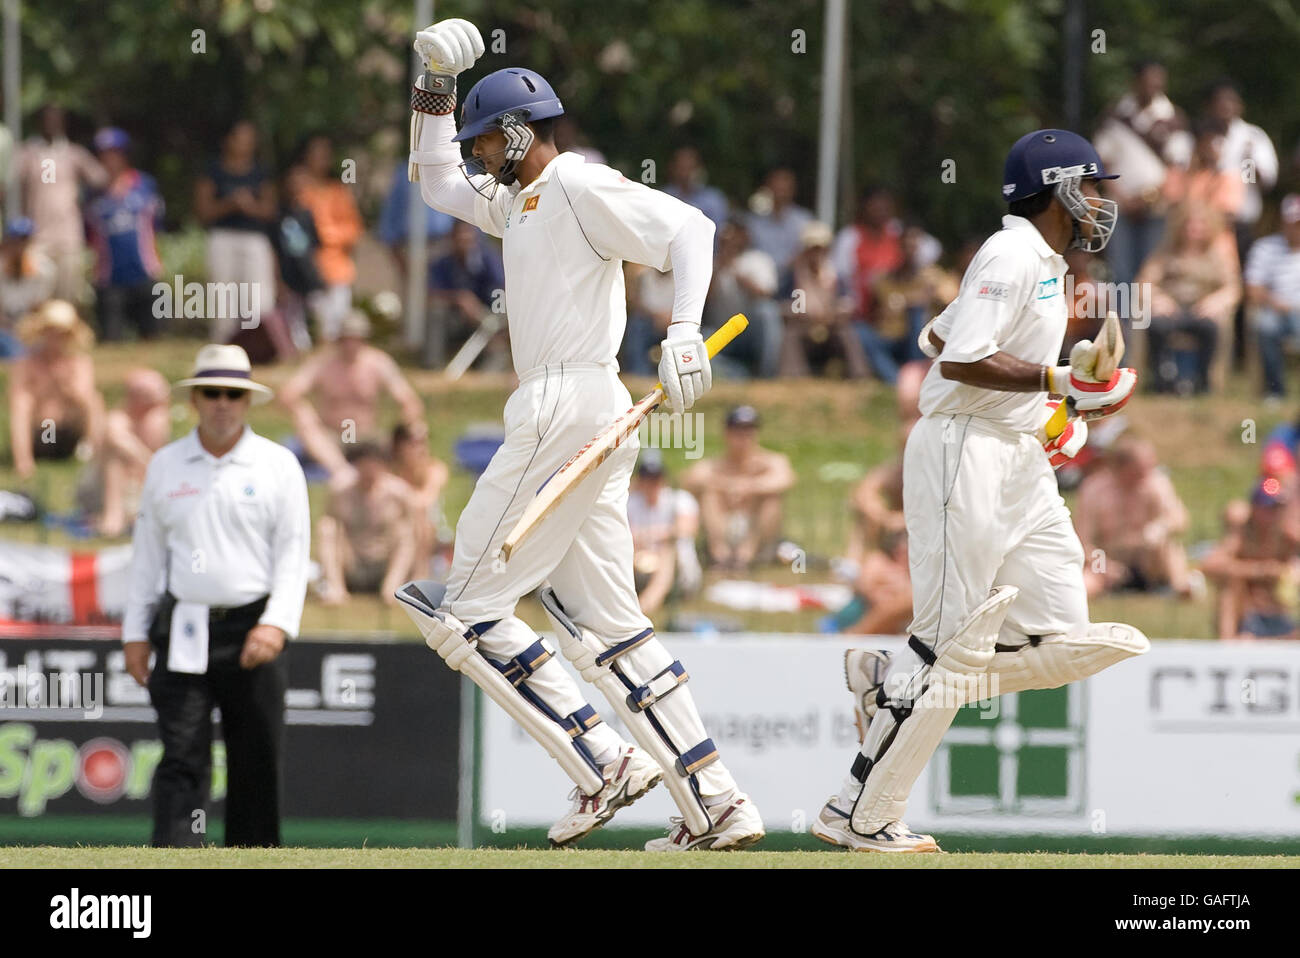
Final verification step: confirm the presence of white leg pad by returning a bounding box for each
[540,587,716,837]
[396,581,605,796]
[973,622,1150,701]
[850,586,1018,833]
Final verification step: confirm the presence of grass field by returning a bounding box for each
[2,846,1294,868]
[1,336,1290,638]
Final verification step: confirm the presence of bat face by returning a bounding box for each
[1094,311,1124,381]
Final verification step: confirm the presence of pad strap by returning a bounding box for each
[493,639,554,688]
[594,628,655,668]
[559,704,603,739]
[625,661,688,711]
[675,738,719,777]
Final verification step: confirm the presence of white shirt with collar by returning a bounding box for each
[122,426,311,643]
[412,113,710,376]
[920,214,1068,435]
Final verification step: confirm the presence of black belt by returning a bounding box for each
[167,594,269,622]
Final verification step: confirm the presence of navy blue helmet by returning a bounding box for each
[1002,129,1120,252]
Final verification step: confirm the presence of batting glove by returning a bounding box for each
[1041,401,1088,469]
[658,322,712,414]
[414,18,484,76]
[1047,363,1138,423]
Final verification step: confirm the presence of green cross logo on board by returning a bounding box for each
[932,685,1085,816]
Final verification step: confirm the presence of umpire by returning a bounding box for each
[122,344,310,847]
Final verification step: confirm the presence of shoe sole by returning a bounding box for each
[549,770,664,848]
[811,819,940,853]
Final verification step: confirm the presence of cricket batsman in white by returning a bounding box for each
[395,18,763,850]
[811,129,1150,852]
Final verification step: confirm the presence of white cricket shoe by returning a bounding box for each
[844,648,892,742]
[644,794,765,851]
[548,744,663,847]
[810,797,941,853]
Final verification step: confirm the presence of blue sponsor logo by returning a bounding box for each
[1037,277,1060,300]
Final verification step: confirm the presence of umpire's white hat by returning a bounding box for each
[173,344,274,404]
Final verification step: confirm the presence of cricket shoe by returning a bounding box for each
[810,797,941,853]
[644,794,765,851]
[548,744,663,847]
[844,648,892,742]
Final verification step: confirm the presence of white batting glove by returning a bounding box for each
[414,18,484,76]
[658,323,712,414]
[1048,363,1138,422]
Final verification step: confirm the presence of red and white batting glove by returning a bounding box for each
[1042,401,1088,469]
[1047,363,1138,422]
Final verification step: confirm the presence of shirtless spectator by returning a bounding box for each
[316,441,416,607]
[7,300,104,479]
[1075,436,1193,598]
[627,451,702,615]
[76,368,170,537]
[780,221,869,378]
[1202,486,1300,641]
[681,405,795,570]
[279,310,424,485]
[846,531,912,636]
[390,421,450,579]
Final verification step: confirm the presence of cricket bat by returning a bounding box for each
[499,313,749,561]
[1044,310,1124,440]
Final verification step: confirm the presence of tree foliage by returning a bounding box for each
[18,0,1300,249]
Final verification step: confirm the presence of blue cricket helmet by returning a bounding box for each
[1003,129,1121,252]
[1002,129,1117,202]
[452,68,564,143]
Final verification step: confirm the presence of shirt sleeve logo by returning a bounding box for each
[975,280,1010,301]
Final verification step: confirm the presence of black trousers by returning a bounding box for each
[147,595,285,847]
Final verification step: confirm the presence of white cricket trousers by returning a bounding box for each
[903,414,1089,646]
[443,362,735,796]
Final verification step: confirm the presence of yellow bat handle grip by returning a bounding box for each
[1044,397,1069,440]
[653,313,749,392]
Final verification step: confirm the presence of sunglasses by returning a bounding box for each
[198,387,249,401]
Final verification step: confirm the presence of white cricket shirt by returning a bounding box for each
[413,114,706,375]
[920,215,1068,435]
[121,426,311,642]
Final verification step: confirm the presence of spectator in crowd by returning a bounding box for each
[681,405,795,570]
[1093,60,1195,287]
[1161,118,1243,226]
[627,450,703,615]
[297,134,363,341]
[269,165,324,357]
[847,444,906,570]
[377,158,455,280]
[1137,204,1241,394]
[76,368,171,537]
[7,300,104,480]
[389,420,450,579]
[662,146,728,235]
[1202,485,1300,641]
[428,220,507,370]
[746,167,813,278]
[316,440,416,607]
[1205,79,1279,259]
[622,260,676,377]
[84,128,165,342]
[861,224,959,384]
[1074,436,1194,599]
[194,119,277,343]
[831,186,903,326]
[780,220,869,378]
[279,310,425,486]
[701,218,781,378]
[1245,194,1300,400]
[15,105,108,303]
[844,529,913,637]
[0,217,55,357]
